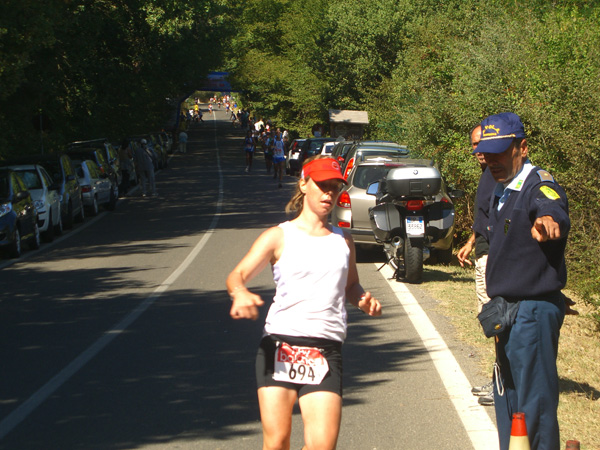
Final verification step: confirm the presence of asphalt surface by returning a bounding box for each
[0,108,497,449]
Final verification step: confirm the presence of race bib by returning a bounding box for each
[273,342,329,385]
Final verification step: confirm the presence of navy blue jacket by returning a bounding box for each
[486,167,569,299]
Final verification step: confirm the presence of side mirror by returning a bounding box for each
[366,182,380,196]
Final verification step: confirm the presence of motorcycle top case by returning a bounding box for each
[384,163,442,197]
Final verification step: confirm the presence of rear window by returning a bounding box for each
[352,165,391,189]
[356,149,409,162]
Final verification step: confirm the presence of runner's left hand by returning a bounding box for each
[358,292,382,316]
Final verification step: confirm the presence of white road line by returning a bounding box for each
[0,127,223,440]
[377,264,498,450]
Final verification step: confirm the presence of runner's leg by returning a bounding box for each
[258,386,297,450]
[299,391,342,450]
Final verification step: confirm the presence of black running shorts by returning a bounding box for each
[255,334,343,397]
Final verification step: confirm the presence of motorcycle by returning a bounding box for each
[366,159,463,283]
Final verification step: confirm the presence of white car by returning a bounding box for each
[7,164,62,242]
[320,141,336,155]
[74,159,116,215]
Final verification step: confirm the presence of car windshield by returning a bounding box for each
[353,165,391,189]
[16,169,43,190]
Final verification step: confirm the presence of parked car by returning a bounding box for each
[331,156,411,247]
[320,141,336,155]
[2,153,84,229]
[65,147,119,201]
[129,135,165,170]
[158,131,174,154]
[74,159,116,215]
[151,133,169,168]
[290,137,336,176]
[0,168,41,258]
[6,164,62,242]
[330,140,356,164]
[339,141,410,179]
[68,139,122,189]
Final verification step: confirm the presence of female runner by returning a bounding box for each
[226,156,382,450]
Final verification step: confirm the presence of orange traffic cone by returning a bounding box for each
[508,412,530,450]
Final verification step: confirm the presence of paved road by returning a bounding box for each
[0,108,497,449]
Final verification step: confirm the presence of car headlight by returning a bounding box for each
[0,203,12,218]
[34,199,45,211]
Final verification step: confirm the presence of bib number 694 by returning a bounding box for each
[273,342,329,385]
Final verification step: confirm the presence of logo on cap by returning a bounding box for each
[482,125,501,138]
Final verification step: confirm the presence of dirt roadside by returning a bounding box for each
[418,261,600,449]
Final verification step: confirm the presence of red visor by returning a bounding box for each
[301,158,347,184]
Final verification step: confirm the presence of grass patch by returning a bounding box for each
[421,262,600,449]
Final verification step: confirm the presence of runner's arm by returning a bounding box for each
[343,231,382,316]
[227,227,283,320]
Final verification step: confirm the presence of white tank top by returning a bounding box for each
[264,221,350,342]
[273,137,285,158]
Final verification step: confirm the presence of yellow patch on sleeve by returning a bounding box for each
[540,185,560,200]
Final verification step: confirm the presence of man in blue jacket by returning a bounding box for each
[475,112,569,450]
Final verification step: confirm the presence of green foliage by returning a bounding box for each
[0,0,228,158]
[1,0,599,322]
[225,0,600,321]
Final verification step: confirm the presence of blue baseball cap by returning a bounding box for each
[474,112,526,154]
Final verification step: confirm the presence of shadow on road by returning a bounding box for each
[0,118,431,449]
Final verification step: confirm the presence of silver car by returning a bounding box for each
[75,159,116,215]
[331,156,408,246]
[7,164,62,242]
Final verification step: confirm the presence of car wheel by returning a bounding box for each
[29,222,41,250]
[89,196,99,216]
[54,211,63,236]
[403,238,423,284]
[64,201,75,229]
[42,211,54,242]
[8,228,22,258]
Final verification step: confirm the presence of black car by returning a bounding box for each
[289,137,336,175]
[0,168,41,258]
[4,153,85,229]
[330,140,356,164]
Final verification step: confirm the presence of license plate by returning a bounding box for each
[290,153,300,160]
[406,216,425,236]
